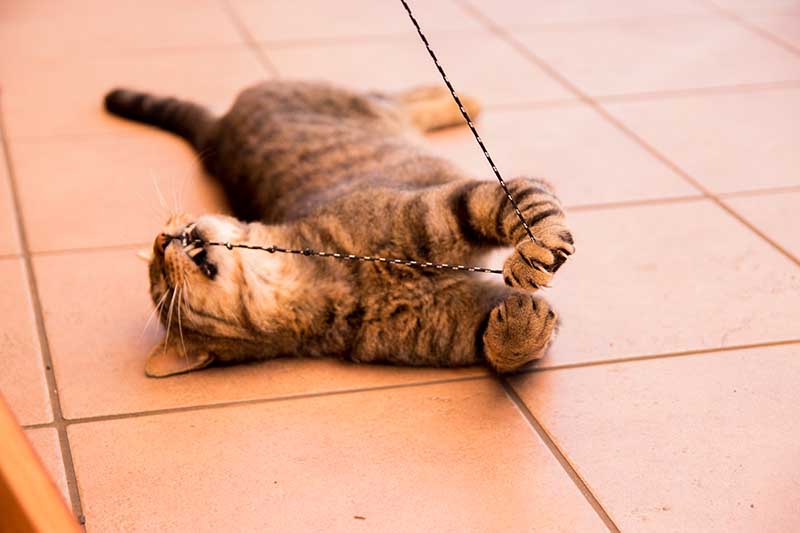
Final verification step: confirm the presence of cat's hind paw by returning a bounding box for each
[482,293,557,373]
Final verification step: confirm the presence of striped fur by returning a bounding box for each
[106,81,574,377]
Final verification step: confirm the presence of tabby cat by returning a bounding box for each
[104,81,574,377]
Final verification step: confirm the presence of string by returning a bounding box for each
[398,0,544,249]
[189,239,501,275]
[188,0,544,276]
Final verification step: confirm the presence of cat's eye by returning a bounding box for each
[187,247,217,280]
[200,262,217,279]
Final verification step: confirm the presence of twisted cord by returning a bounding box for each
[398,0,544,248]
[187,0,543,276]
[201,240,502,274]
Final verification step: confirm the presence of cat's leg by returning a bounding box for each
[372,177,573,288]
[389,86,482,132]
[352,279,556,373]
[440,178,575,290]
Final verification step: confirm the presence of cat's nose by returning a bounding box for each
[156,233,170,253]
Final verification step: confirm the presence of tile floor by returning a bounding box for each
[1,1,799,531]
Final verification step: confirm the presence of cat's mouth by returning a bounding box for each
[162,223,218,280]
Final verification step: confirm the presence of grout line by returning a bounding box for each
[0,98,86,524]
[7,126,196,145]
[455,10,726,35]
[482,98,583,111]
[593,80,800,103]
[218,0,280,77]
[483,80,800,112]
[22,421,57,431]
[705,0,800,58]
[565,194,705,212]
[8,80,800,145]
[31,242,149,258]
[63,374,491,427]
[719,184,800,199]
[255,27,487,49]
[23,338,800,429]
[484,79,800,112]
[499,339,800,530]
[712,201,800,265]
[500,379,620,532]
[457,0,800,269]
[0,251,22,261]
[11,42,261,62]
[200,12,741,53]
[552,103,800,264]
[527,338,800,375]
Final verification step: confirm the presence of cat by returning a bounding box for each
[104,80,574,377]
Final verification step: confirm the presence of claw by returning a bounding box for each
[180,223,198,246]
[532,262,549,274]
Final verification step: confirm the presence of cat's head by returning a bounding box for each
[144,213,248,377]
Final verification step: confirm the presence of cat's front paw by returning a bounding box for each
[502,228,574,290]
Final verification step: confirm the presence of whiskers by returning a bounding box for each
[140,283,189,364]
[175,281,189,362]
[163,284,180,360]
[138,166,187,226]
[139,150,211,359]
[153,170,171,215]
[149,146,213,223]
[140,289,170,341]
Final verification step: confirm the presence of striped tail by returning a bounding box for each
[104,88,215,151]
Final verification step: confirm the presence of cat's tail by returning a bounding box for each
[104,88,215,151]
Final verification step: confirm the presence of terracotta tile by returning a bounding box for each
[0,140,20,256]
[68,380,606,532]
[11,134,228,252]
[264,32,574,107]
[470,0,713,27]
[0,0,242,61]
[726,190,800,260]
[427,106,697,206]
[1,48,267,139]
[230,0,480,43]
[486,200,800,367]
[606,88,800,193]
[25,428,71,508]
[0,258,51,425]
[33,248,488,420]
[510,344,800,531]
[745,13,800,48]
[513,17,800,97]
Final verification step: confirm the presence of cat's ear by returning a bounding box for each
[145,341,214,378]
